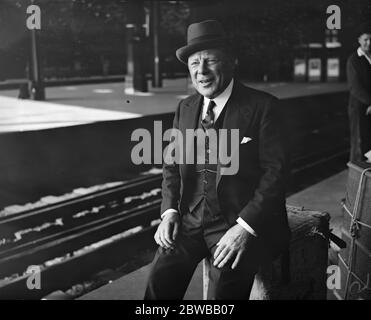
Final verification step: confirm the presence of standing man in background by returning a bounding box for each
[346,27,371,162]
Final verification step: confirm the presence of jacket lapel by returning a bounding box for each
[179,93,203,179]
[181,93,203,131]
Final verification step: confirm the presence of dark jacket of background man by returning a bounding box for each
[346,35,371,162]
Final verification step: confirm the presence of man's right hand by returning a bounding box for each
[154,212,180,249]
[366,106,371,116]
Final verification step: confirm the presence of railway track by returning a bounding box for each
[0,144,349,299]
[0,174,162,299]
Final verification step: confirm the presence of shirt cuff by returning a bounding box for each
[236,217,257,237]
[161,208,179,220]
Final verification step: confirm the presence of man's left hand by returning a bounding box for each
[366,105,371,116]
[213,224,254,270]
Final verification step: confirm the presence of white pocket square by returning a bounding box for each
[241,137,252,144]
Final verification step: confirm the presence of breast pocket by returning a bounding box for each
[238,135,259,174]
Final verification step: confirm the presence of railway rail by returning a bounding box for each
[0,174,162,299]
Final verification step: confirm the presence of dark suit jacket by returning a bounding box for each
[346,52,371,161]
[347,52,371,107]
[161,81,291,259]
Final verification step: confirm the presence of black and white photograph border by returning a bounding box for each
[0,0,370,304]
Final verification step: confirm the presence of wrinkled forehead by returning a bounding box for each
[188,48,226,62]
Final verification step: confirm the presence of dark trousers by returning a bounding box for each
[348,103,371,162]
[144,224,262,300]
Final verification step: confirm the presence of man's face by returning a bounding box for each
[358,33,371,54]
[188,49,234,99]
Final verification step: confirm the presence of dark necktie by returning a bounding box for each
[201,100,216,130]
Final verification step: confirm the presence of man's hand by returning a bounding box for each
[154,212,180,250]
[366,106,371,116]
[213,224,254,269]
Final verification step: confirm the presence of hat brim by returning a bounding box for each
[176,38,228,64]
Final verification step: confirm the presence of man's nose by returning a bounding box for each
[198,61,208,74]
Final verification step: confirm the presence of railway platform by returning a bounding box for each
[0,80,347,132]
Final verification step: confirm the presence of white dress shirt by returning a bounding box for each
[162,78,257,237]
[201,78,234,121]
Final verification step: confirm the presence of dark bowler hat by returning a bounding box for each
[176,20,228,64]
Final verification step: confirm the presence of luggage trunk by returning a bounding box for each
[335,161,371,300]
[203,205,330,300]
[249,205,330,300]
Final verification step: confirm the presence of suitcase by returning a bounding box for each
[335,162,371,300]
[203,205,330,300]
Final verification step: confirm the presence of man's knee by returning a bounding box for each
[145,246,201,300]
